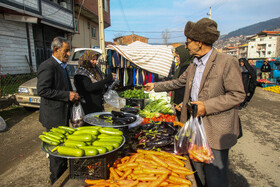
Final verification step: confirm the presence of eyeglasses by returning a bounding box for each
[185,40,195,46]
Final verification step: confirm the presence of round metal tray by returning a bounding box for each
[41,135,125,159]
[83,111,143,129]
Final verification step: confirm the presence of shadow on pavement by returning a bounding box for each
[228,167,249,187]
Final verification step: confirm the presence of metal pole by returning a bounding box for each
[98,0,106,73]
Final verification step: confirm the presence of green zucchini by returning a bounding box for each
[48,131,65,139]
[97,134,123,140]
[76,126,101,130]
[51,127,66,135]
[64,140,86,148]
[80,146,107,154]
[57,146,84,157]
[67,134,92,142]
[39,136,59,146]
[39,135,61,143]
[58,126,75,132]
[97,138,123,144]
[80,147,99,156]
[92,141,120,149]
[99,128,123,136]
[42,132,62,141]
[73,129,99,136]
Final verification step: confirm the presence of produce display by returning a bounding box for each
[84,149,193,187]
[139,99,173,118]
[262,85,280,94]
[129,121,179,153]
[39,126,124,157]
[142,113,175,124]
[257,79,273,83]
[119,88,149,99]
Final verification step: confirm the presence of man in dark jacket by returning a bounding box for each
[261,60,271,80]
[37,36,80,184]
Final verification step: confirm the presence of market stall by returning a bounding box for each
[39,88,199,186]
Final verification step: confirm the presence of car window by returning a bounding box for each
[72,50,86,61]
[67,65,78,78]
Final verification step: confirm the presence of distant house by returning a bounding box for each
[113,34,148,45]
[223,46,239,58]
[238,44,248,59]
[247,31,280,59]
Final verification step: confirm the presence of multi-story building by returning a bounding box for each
[113,34,148,45]
[72,0,110,49]
[222,46,239,58]
[238,44,248,59]
[0,0,110,75]
[247,31,280,59]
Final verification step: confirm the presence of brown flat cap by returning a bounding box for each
[184,18,220,45]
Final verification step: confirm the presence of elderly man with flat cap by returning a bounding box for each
[145,18,245,187]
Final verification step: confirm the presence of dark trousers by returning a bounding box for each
[191,149,229,187]
[46,127,67,184]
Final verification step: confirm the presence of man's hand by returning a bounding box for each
[191,101,206,117]
[69,91,80,102]
[175,103,183,111]
[144,83,155,91]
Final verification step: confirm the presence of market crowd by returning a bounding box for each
[37,17,257,187]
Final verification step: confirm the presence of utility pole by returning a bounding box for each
[132,31,134,43]
[98,0,106,73]
[207,7,212,19]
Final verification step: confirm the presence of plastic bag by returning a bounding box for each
[187,117,214,164]
[71,102,84,128]
[103,78,120,108]
[174,103,214,163]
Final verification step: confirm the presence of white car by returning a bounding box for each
[15,48,102,109]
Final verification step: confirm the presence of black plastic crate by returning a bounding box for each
[69,150,118,180]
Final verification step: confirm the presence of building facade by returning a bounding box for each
[247,31,280,59]
[0,0,75,74]
[0,0,111,75]
[113,34,148,45]
[72,0,110,49]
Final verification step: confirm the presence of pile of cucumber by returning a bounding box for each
[39,126,124,157]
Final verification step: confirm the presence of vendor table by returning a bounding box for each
[53,156,198,187]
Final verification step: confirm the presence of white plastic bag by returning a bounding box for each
[71,102,84,128]
[103,78,120,108]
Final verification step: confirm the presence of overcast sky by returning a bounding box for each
[104,0,280,44]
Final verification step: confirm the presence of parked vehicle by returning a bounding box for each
[15,48,101,109]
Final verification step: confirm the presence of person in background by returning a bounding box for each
[239,58,257,108]
[37,36,80,184]
[145,18,245,187]
[74,50,116,115]
[261,60,271,81]
[171,45,193,120]
[248,59,256,72]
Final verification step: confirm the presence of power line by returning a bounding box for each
[105,30,182,33]
[118,0,131,32]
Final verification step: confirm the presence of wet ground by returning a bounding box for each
[0,87,279,187]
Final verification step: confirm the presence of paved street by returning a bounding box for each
[0,87,279,187]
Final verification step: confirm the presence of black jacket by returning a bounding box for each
[37,57,72,129]
[74,74,112,115]
[261,63,271,72]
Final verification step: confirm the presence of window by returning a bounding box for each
[251,46,254,48]
[269,37,272,39]
[260,38,264,41]
[268,44,271,47]
[268,51,271,55]
[103,0,108,12]
[91,27,96,38]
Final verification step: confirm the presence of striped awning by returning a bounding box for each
[107,41,174,77]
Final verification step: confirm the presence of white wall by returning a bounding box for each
[0,19,36,75]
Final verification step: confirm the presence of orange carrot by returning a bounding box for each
[126,180,139,187]
[150,174,169,187]
[84,179,105,185]
[110,167,120,180]
[142,168,171,175]
[147,154,168,168]
[166,161,191,171]
[168,175,192,185]
[159,181,169,186]
[115,168,124,177]
[120,169,132,179]
[137,176,158,181]
[172,168,196,175]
